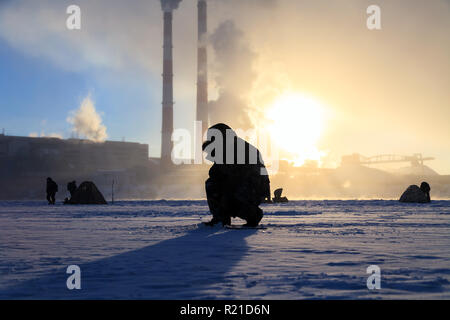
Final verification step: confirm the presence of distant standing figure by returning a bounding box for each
[399,181,431,203]
[46,177,58,205]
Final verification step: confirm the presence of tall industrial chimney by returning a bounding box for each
[196,0,209,135]
[160,0,181,168]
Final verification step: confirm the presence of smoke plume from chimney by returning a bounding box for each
[209,20,256,129]
[67,96,107,142]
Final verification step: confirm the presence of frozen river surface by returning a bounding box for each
[0,200,449,299]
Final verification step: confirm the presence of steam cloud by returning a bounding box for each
[67,96,107,142]
[160,0,182,12]
[208,20,256,129]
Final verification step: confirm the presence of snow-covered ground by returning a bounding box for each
[0,200,449,299]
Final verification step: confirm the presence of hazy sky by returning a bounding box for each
[0,0,449,173]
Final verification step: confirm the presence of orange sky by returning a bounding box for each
[0,0,448,173]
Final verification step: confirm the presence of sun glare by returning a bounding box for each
[266,92,325,166]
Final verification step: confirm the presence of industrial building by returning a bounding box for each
[0,134,148,174]
[1,1,448,201]
[0,133,152,200]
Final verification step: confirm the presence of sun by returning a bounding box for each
[266,92,325,166]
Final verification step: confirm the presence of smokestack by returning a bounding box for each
[160,1,181,168]
[196,0,208,135]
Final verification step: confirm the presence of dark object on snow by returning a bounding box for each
[420,182,431,202]
[65,181,107,205]
[64,181,78,205]
[202,123,270,227]
[46,177,58,205]
[272,188,289,203]
[67,181,77,198]
[399,181,431,203]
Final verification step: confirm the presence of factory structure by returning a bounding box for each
[1,1,449,200]
[0,0,211,199]
[160,0,209,168]
[0,133,152,200]
[160,2,175,168]
[0,134,149,174]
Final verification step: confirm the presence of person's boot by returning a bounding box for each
[243,207,263,227]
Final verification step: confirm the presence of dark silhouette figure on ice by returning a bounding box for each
[202,123,271,227]
[420,182,431,202]
[67,181,77,198]
[399,181,431,203]
[46,177,58,205]
[64,181,107,205]
[64,181,77,204]
[272,188,289,203]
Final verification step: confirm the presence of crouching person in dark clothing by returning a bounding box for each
[202,123,271,227]
[46,177,58,205]
[67,181,77,198]
[420,182,431,203]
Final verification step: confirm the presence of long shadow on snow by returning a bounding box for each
[0,225,256,299]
